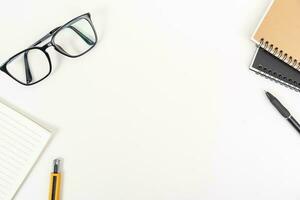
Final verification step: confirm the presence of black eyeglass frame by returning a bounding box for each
[0,13,98,86]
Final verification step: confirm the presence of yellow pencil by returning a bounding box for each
[49,159,62,200]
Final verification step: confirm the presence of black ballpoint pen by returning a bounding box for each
[265,91,300,134]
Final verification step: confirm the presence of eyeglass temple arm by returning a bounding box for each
[24,26,94,84]
[67,26,95,45]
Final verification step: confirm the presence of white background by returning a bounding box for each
[1,0,299,199]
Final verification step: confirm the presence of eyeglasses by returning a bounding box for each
[0,13,98,86]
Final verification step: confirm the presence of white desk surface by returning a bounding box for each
[1,0,299,199]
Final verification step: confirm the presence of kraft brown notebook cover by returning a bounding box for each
[252,0,300,70]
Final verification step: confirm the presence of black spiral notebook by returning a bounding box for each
[250,47,300,91]
[250,0,300,91]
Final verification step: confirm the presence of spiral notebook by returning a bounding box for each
[250,0,300,90]
[0,101,51,200]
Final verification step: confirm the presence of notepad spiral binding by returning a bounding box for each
[259,38,300,71]
[253,64,299,92]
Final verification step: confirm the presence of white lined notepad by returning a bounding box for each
[0,101,51,200]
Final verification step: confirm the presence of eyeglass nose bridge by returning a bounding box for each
[40,42,69,56]
[41,42,54,51]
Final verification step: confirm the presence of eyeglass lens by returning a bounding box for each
[6,49,50,84]
[53,18,97,57]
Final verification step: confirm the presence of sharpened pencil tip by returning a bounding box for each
[53,159,61,173]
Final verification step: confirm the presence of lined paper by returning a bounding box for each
[0,102,51,200]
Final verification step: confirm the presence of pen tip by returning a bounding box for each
[264,90,269,94]
[265,91,276,101]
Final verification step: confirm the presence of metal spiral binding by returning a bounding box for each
[253,70,299,92]
[259,38,300,71]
